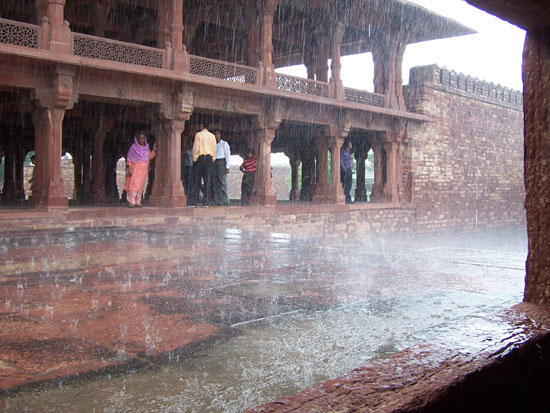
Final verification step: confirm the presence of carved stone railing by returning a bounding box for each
[0,18,39,49]
[276,74,329,97]
[344,87,386,108]
[73,33,165,68]
[189,55,258,84]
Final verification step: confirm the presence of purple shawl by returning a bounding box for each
[126,134,151,163]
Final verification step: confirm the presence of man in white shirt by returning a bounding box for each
[212,129,231,206]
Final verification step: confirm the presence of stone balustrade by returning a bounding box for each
[0,16,391,110]
[276,73,330,97]
[0,17,39,49]
[73,33,165,69]
[189,54,258,85]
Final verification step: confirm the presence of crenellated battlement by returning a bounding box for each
[408,64,523,108]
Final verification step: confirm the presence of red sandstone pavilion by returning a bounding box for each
[1,0,490,210]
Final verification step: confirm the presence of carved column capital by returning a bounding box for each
[252,101,282,133]
[329,113,351,142]
[160,90,193,121]
[386,119,407,143]
[33,65,77,110]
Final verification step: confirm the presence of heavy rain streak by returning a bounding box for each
[0,0,528,411]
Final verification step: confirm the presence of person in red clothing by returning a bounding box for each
[239,148,257,205]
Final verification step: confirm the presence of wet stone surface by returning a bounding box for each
[0,226,527,411]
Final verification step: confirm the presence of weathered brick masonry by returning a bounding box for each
[405,65,525,233]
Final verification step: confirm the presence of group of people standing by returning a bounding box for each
[185,121,231,207]
[182,121,257,207]
[122,123,257,208]
[123,126,351,208]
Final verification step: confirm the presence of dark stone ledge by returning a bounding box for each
[248,302,550,412]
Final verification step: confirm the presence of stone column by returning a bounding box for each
[523,27,550,305]
[30,107,68,208]
[371,140,384,201]
[2,139,17,203]
[73,140,82,200]
[383,141,404,203]
[313,136,330,203]
[372,29,408,110]
[304,31,316,80]
[260,0,278,87]
[327,136,346,204]
[158,0,188,71]
[15,143,26,201]
[254,127,277,205]
[149,119,187,207]
[91,112,113,204]
[157,1,170,48]
[30,66,76,209]
[315,42,329,83]
[245,0,261,67]
[93,0,115,37]
[355,148,368,202]
[37,0,71,53]
[81,135,92,203]
[171,0,188,71]
[330,22,346,100]
[285,149,301,201]
[300,145,315,202]
[149,91,193,207]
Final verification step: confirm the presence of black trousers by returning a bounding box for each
[213,159,230,206]
[343,168,353,204]
[241,171,255,205]
[191,155,213,206]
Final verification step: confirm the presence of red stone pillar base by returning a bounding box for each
[29,106,69,209]
[328,136,345,204]
[313,137,329,203]
[370,140,384,202]
[254,128,277,206]
[149,118,188,208]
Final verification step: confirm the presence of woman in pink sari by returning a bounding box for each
[124,132,156,207]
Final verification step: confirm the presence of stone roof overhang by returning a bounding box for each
[273,0,476,67]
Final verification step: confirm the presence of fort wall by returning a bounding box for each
[405,64,526,232]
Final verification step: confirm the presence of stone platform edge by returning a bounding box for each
[247,302,550,412]
[0,202,415,239]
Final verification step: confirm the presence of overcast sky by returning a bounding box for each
[278,0,526,92]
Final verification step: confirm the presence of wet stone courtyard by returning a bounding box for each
[0,225,526,412]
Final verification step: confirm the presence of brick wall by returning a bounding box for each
[405,65,526,232]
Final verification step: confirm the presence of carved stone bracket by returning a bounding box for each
[33,65,77,110]
[386,119,408,143]
[160,90,193,121]
[252,99,282,133]
[330,111,351,142]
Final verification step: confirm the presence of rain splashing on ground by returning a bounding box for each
[0,225,526,412]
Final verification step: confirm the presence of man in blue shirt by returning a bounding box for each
[340,140,353,204]
[212,130,231,206]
